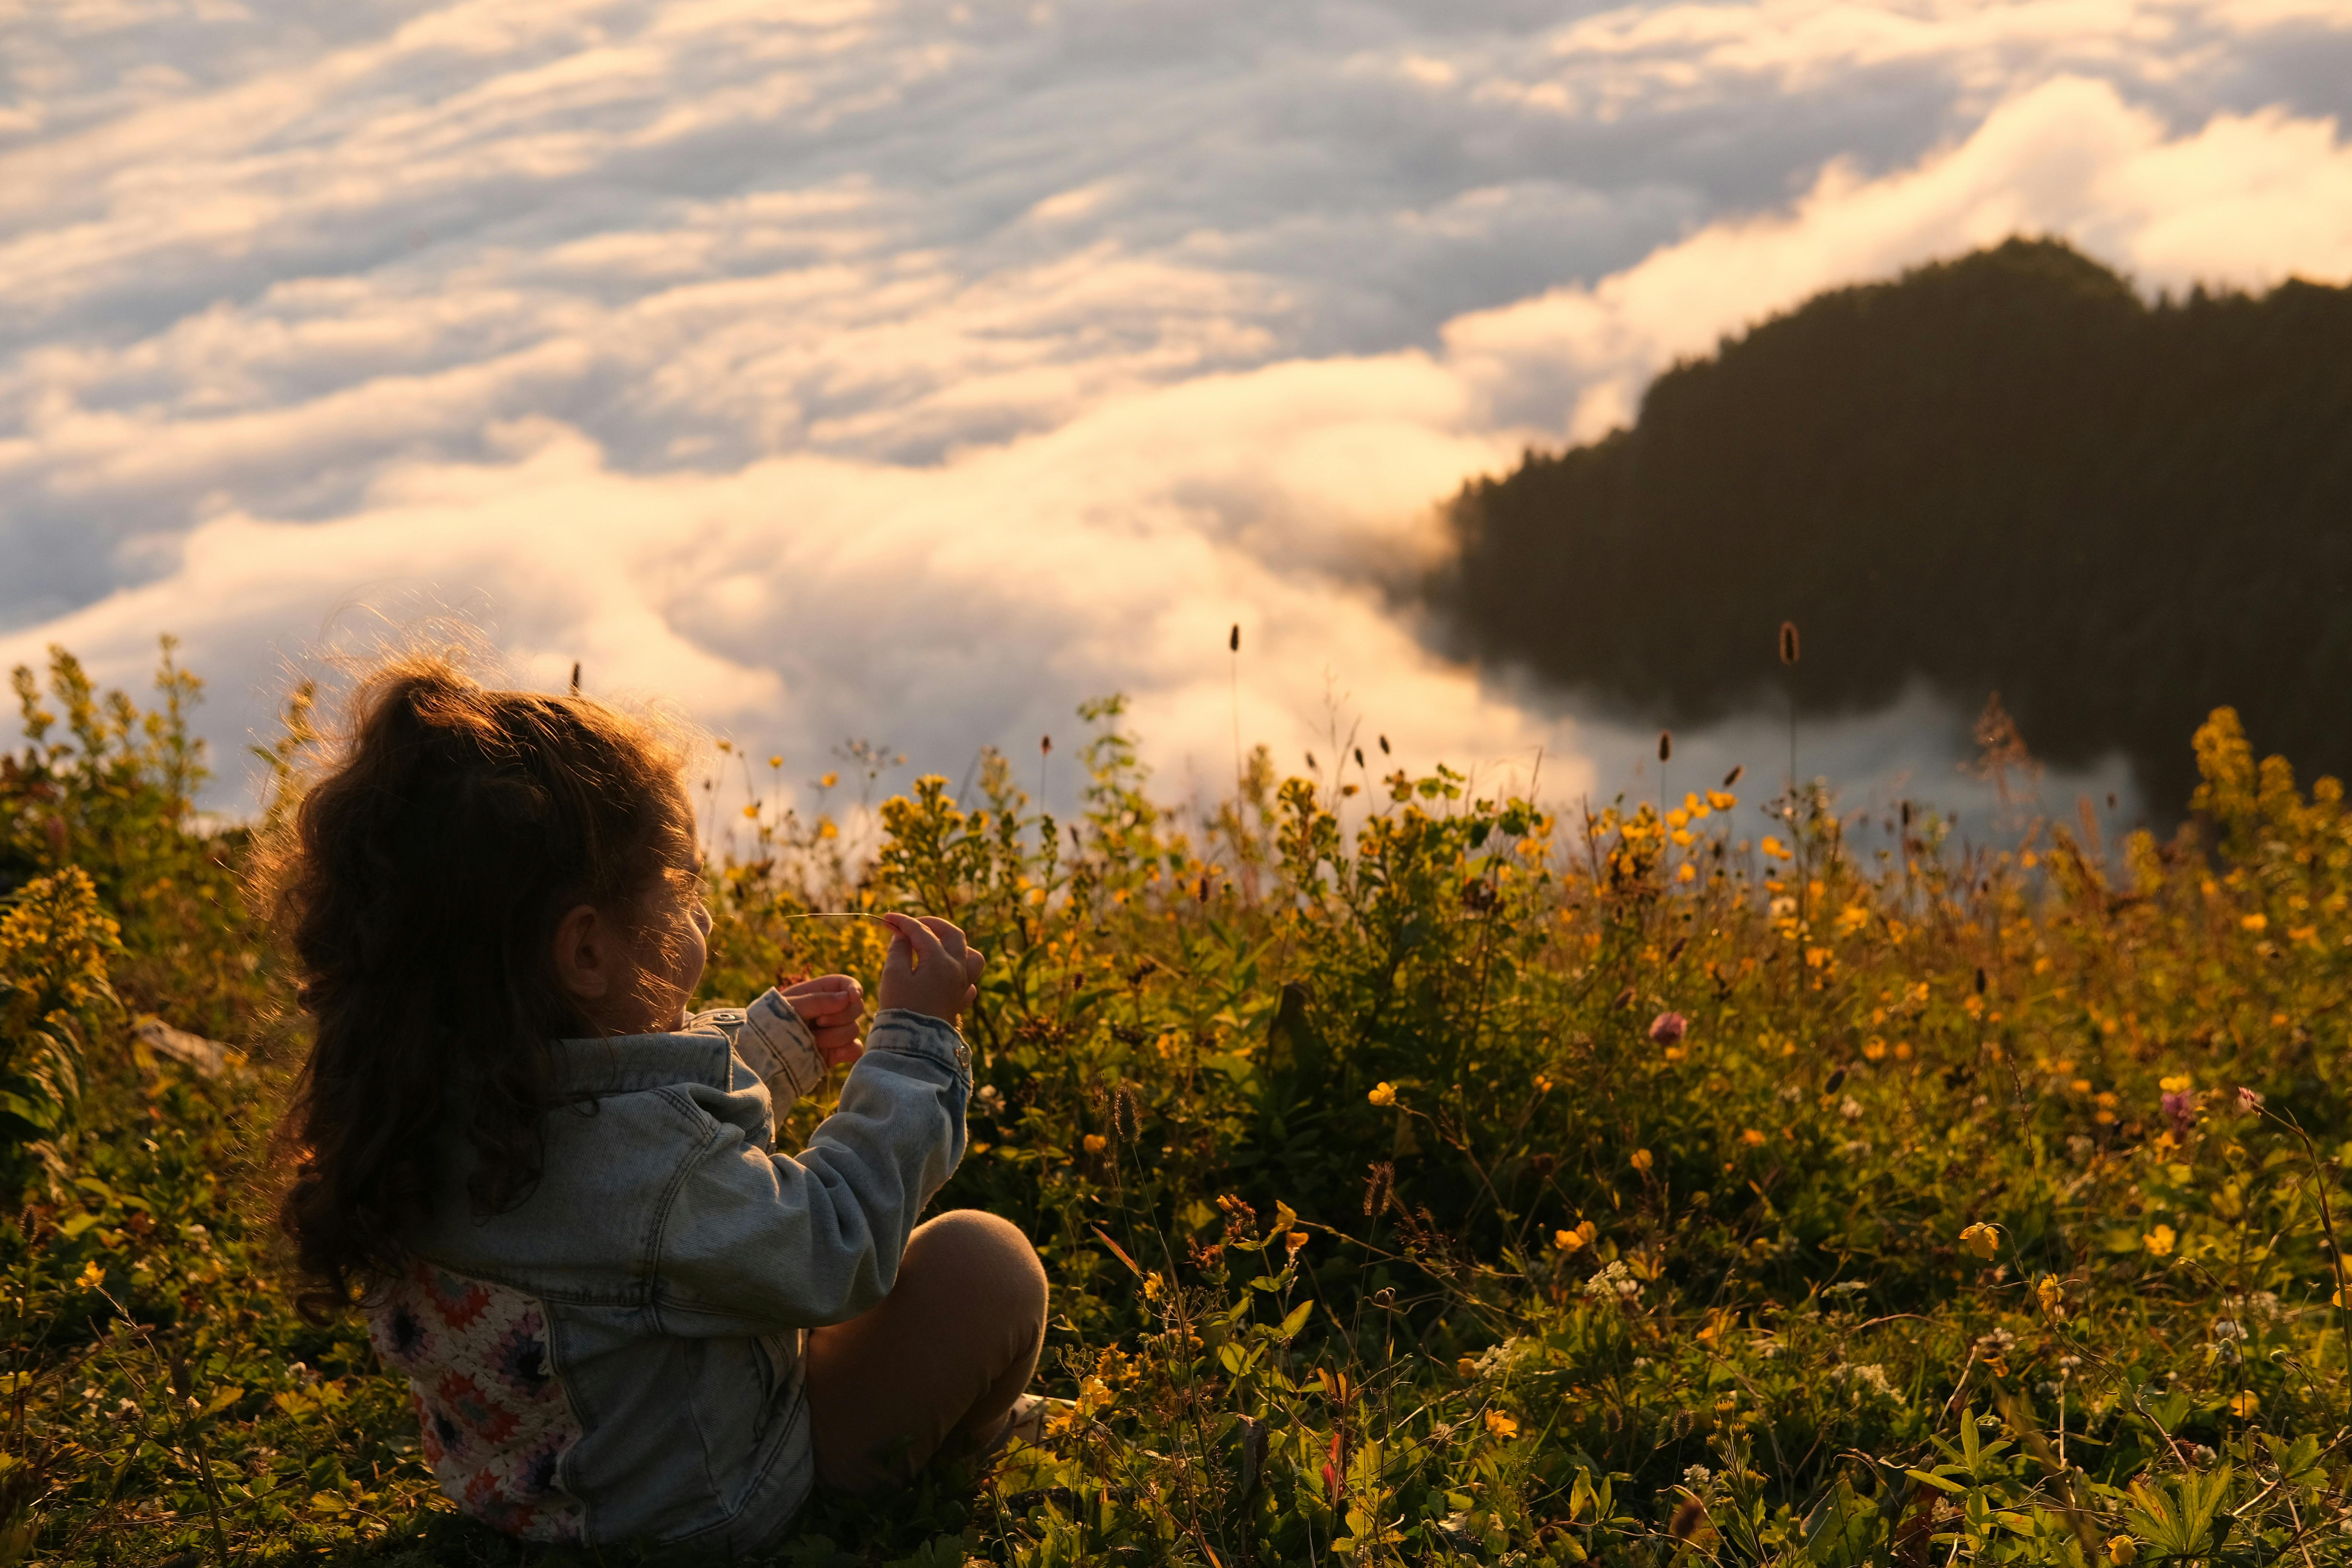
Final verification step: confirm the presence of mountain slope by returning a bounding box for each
[1431,237,2352,813]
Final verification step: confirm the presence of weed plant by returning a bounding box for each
[5,647,2352,1565]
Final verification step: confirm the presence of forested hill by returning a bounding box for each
[1429,237,2352,816]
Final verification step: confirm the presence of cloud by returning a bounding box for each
[3,0,2351,818]
[1446,73,2352,439]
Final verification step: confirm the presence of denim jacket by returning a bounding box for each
[363,994,971,1553]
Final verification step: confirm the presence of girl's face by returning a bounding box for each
[629,866,712,1032]
[550,784,712,1034]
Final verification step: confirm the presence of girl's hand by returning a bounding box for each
[783,974,865,1067]
[877,913,985,1024]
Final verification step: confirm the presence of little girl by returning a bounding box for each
[264,656,1047,1553]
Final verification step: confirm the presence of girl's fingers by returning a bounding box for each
[916,915,969,965]
[787,973,861,994]
[883,911,950,971]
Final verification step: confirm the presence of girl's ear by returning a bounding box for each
[551,902,613,1002]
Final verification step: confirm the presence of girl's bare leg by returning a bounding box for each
[804,1209,1048,1492]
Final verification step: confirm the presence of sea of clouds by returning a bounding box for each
[5,0,2351,831]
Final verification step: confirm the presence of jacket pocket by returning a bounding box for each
[749,1332,800,1437]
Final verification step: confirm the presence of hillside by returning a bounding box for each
[1430,238,2352,815]
[12,644,2352,1563]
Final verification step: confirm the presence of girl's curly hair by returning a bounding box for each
[257,653,696,1318]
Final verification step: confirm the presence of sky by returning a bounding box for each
[5,0,2352,830]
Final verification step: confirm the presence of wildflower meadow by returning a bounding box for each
[7,640,2352,1565]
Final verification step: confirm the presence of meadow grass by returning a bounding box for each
[5,646,2352,1566]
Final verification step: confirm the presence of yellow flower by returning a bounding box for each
[2106,1537,2138,1566]
[1675,862,1697,884]
[2037,1274,2065,1317]
[1631,1148,1654,1174]
[1483,1410,1520,1439]
[2241,913,2268,932]
[2158,1074,2193,1093]
[2144,1224,2176,1257]
[1760,835,1790,861]
[742,802,760,818]
[1862,1038,1887,1062]
[1959,1222,1998,1260]
[819,771,839,789]
[1893,1041,1913,1061]
[767,755,783,768]
[76,1259,106,1290]
[1740,1129,1767,1147]
[1456,1356,1478,1378]
[1367,1082,1396,1107]
[2071,1079,2093,1095]
[1556,1228,1584,1253]
[1083,1133,1107,1154]
[1707,790,1738,811]
[2229,1390,2258,1417]
[1666,808,1689,830]
[1671,828,1695,847]
[1143,1272,1164,1301]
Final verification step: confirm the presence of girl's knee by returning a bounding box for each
[907,1210,1046,1319]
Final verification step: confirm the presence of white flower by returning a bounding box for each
[2210,1318,2246,1342]
[1839,1097,1864,1120]
[1469,1338,1537,1378]
[1833,1363,1897,1401]
[1975,1329,2017,1356]
[1682,1464,1715,1490]
[1580,1261,1642,1302]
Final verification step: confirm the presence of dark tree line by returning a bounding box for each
[1429,237,2352,815]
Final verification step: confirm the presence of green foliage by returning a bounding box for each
[2,641,268,1038]
[1433,236,2352,814]
[0,868,119,1194]
[17,646,2352,1563]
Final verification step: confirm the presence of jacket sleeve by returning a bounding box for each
[649,1008,971,1335]
[726,988,831,1113]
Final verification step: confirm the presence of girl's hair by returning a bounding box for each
[259,652,697,1317]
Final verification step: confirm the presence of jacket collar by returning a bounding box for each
[547,1020,737,1098]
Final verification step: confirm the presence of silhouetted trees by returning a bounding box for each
[1429,238,2352,815]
